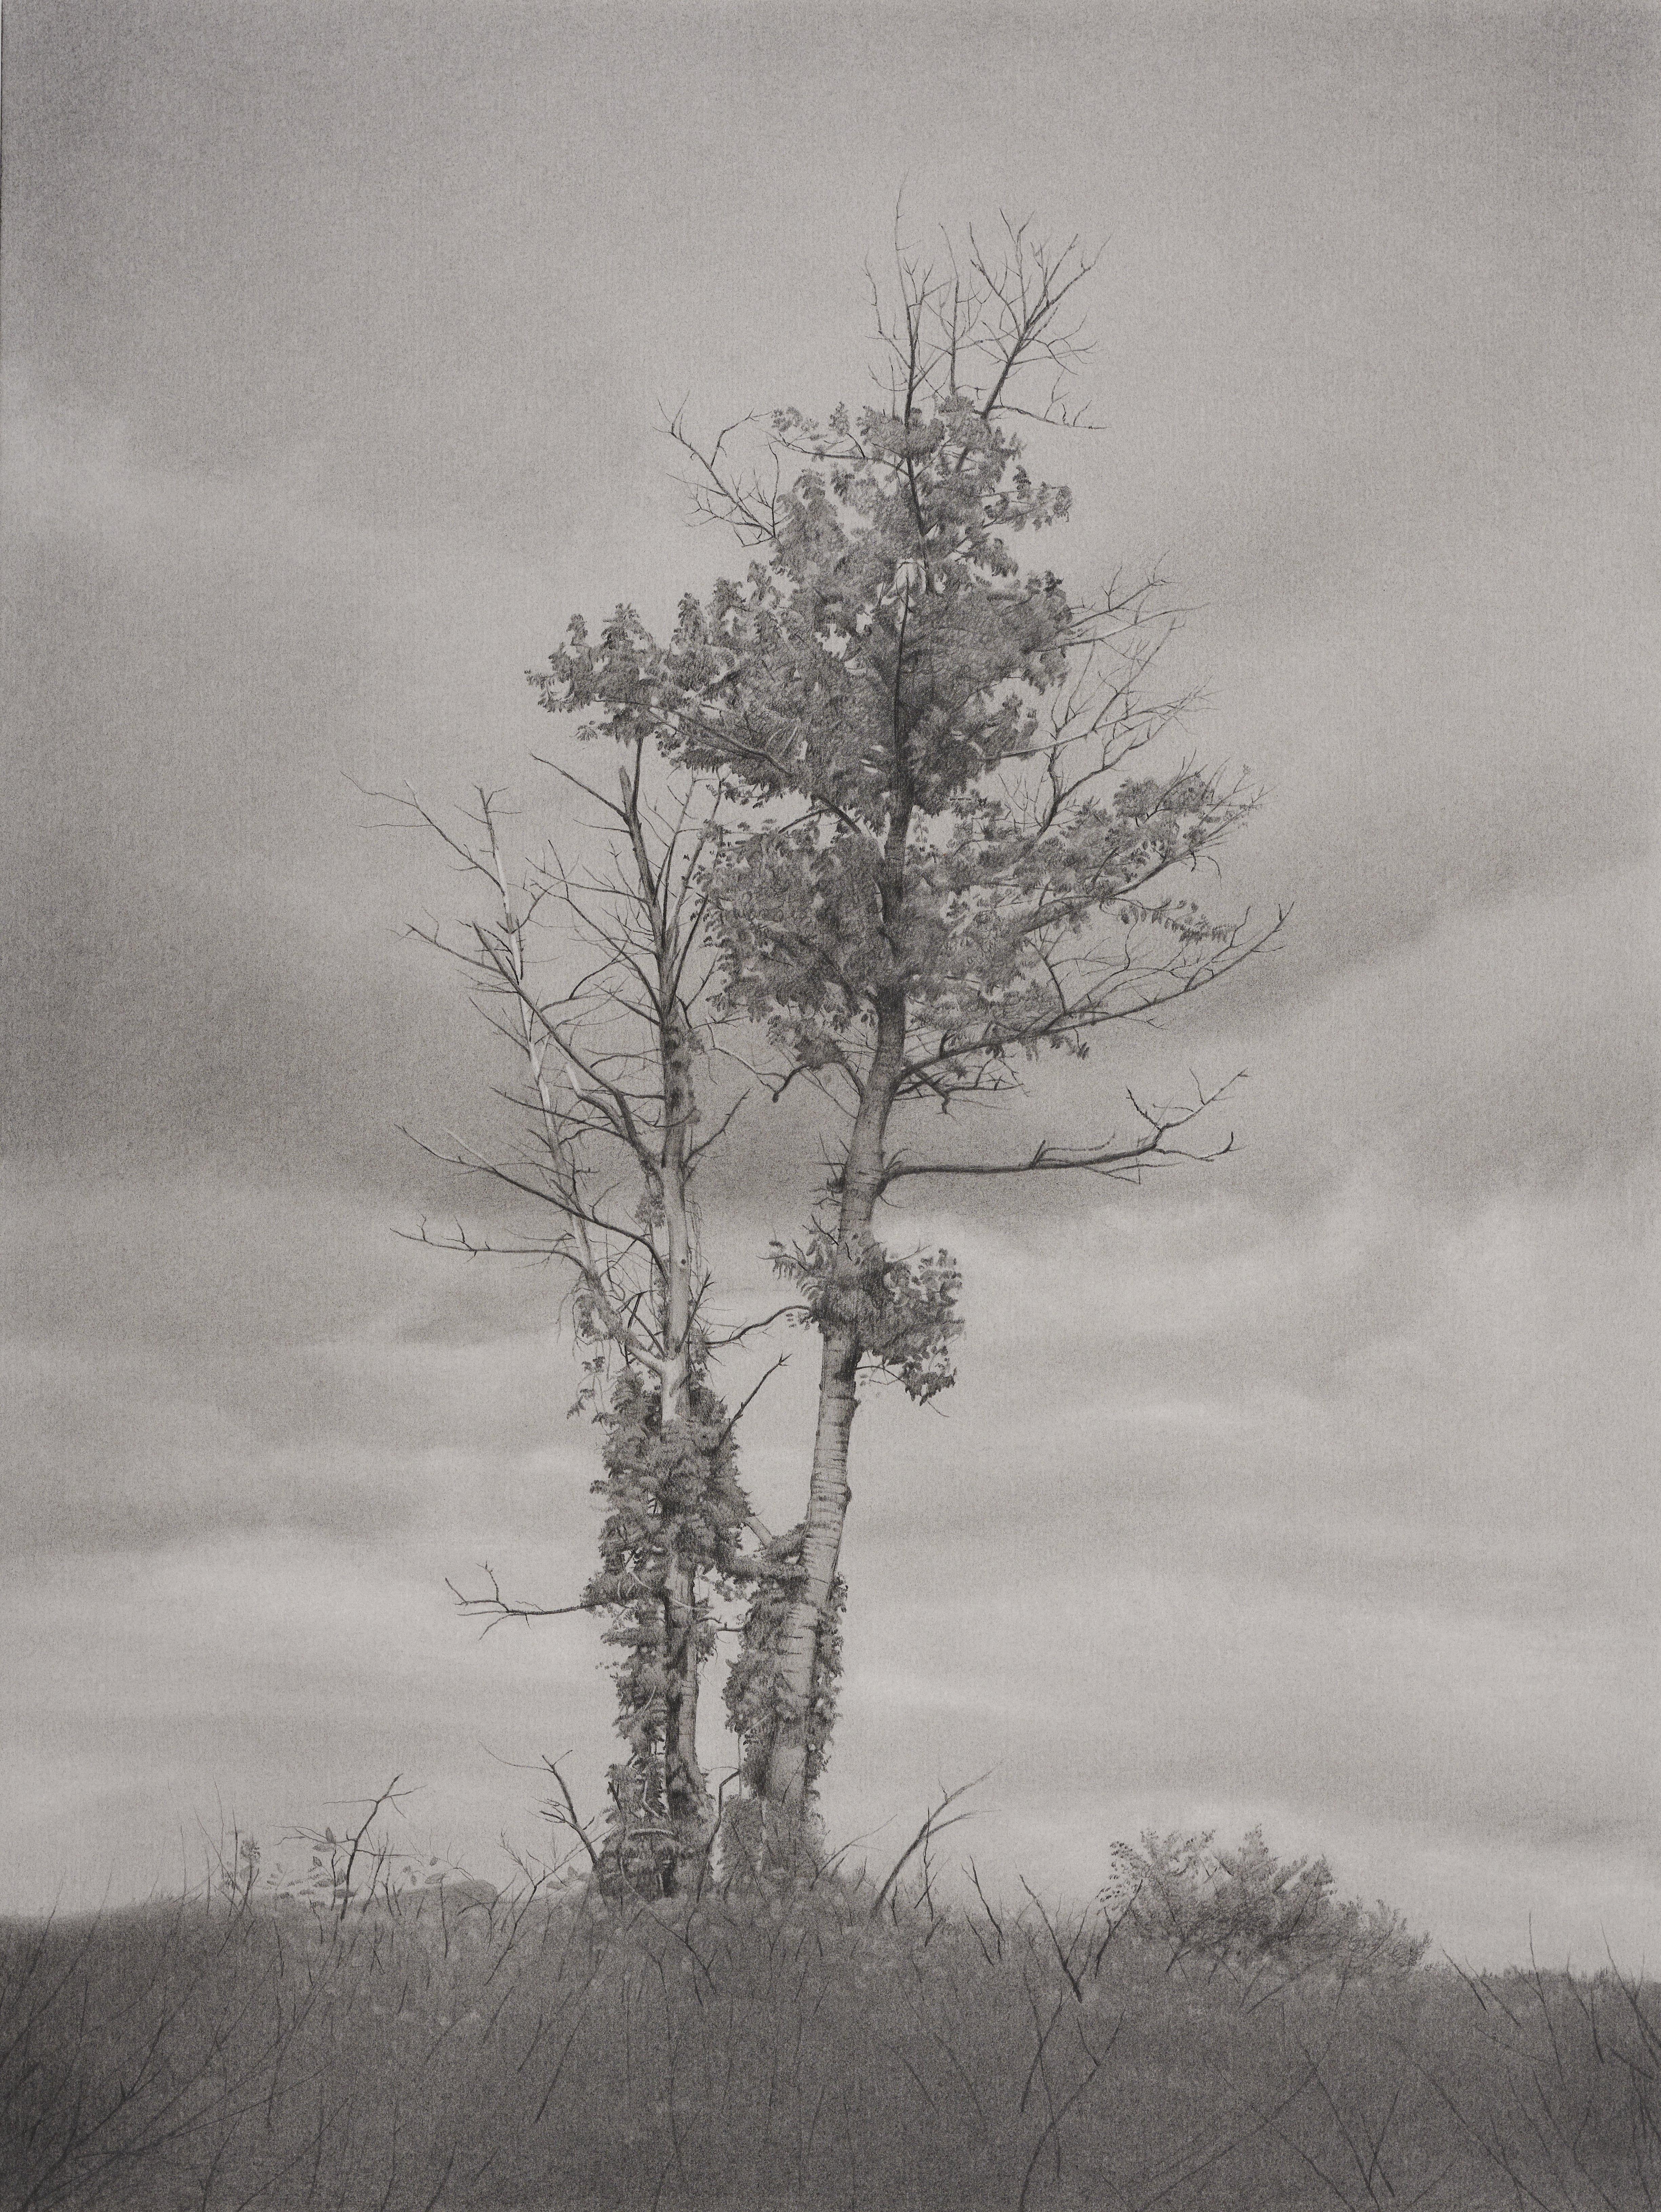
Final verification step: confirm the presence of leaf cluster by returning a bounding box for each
[770,1227,963,1402]
[582,1371,756,1862]
[536,377,1277,1138]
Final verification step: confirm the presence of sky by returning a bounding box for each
[2,0,1656,1966]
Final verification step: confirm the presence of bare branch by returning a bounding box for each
[447,1564,597,1638]
[869,1775,991,1920]
[539,1756,603,1874]
[881,1075,1243,1189]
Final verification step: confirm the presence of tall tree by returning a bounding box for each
[542,222,1284,1850]
[390,755,763,1890]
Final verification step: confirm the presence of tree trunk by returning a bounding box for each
[660,1562,706,1879]
[757,983,905,1830]
[753,774,914,1842]
[655,999,714,1868]
[755,1319,859,1830]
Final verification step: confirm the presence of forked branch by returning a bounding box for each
[447,1564,600,1637]
[881,1074,1245,1189]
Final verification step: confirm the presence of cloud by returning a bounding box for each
[6,4,1654,1197]
[868,853,1657,1233]
[2,1146,1654,1958]
[0,1171,591,1553]
[3,0,1654,1965]
[0,1527,616,1912]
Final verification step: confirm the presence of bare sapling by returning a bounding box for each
[388,746,774,1891]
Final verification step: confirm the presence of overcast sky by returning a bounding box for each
[3,1,1656,1965]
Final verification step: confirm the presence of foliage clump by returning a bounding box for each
[585,1371,754,1892]
[770,1226,963,1403]
[1104,1826,1430,1983]
[723,1526,847,1814]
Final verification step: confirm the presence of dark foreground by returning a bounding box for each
[3,1856,1655,2211]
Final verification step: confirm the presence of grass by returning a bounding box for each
[2,1828,1656,2212]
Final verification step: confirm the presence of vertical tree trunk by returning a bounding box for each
[660,1565,705,1871]
[757,980,906,1835]
[655,995,715,1871]
[752,776,914,1846]
[756,1317,860,1826]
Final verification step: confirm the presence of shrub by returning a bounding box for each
[1103,1825,1430,1989]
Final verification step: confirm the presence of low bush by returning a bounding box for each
[1101,1825,1429,1990]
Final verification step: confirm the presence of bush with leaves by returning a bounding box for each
[1103,1826,1429,1987]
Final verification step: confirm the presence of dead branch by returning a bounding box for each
[868,1775,990,1921]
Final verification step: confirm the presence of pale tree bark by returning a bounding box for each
[390,756,755,1890]
[757,840,912,1830]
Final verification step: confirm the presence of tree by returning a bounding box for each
[540,221,1284,1854]
[388,755,768,1891]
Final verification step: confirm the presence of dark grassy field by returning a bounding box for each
[3,1839,1656,2212]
